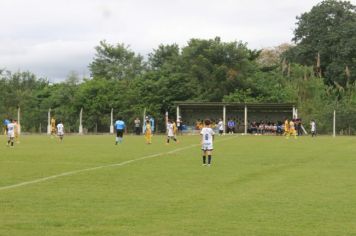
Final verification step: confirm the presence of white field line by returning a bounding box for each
[0,136,236,191]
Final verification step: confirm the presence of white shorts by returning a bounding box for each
[58,132,64,136]
[7,132,15,138]
[201,143,213,151]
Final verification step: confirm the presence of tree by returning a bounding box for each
[148,44,180,70]
[180,37,258,101]
[0,71,49,132]
[257,43,292,69]
[285,0,356,86]
[89,40,146,80]
[66,71,81,85]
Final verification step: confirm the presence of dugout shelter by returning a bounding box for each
[174,102,297,134]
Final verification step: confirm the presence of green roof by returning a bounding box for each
[173,101,295,110]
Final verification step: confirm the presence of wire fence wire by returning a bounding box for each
[3,106,356,135]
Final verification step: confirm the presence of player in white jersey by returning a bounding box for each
[200,119,215,166]
[6,119,16,147]
[166,119,178,144]
[310,120,316,137]
[57,121,64,141]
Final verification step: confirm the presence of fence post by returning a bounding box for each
[244,105,248,135]
[110,108,114,134]
[223,105,226,135]
[17,106,21,135]
[333,110,336,138]
[79,108,83,135]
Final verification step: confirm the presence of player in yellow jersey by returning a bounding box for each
[144,120,152,144]
[289,119,297,139]
[198,120,204,130]
[284,118,289,137]
[172,120,178,136]
[14,120,20,143]
[51,117,56,137]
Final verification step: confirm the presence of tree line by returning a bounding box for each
[1,0,355,134]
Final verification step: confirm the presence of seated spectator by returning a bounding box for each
[249,121,258,134]
[276,121,283,135]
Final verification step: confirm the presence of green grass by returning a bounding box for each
[1,134,356,236]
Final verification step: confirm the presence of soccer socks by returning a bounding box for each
[6,139,14,146]
[114,137,123,144]
[202,155,212,166]
[167,137,178,144]
[208,155,212,165]
[8,139,14,147]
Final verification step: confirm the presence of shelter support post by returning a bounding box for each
[244,105,248,135]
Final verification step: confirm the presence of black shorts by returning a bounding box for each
[116,129,124,138]
[219,130,223,134]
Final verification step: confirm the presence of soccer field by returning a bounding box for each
[0,135,356,236]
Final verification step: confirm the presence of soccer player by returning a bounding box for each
[173,120,178,136]
[311,120,316,137]
[198,120,204,130]
[288,119,297,139]
[166,119,178,144]
[283,118,289,137]
[51,117,56,138]
[3,119,10,135]
[114,116,125,145]
[143,116,149,133]
[57,121,64,142]
[217,118,224,135]
[144,120,152,144]
[13,120,20,143]
[201,119,215,167]
[6,119,16,147]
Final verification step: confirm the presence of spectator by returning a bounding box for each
[134,117,141,135]
[217,118,224,135]
[227,119,235,134]
[297,118,303,136]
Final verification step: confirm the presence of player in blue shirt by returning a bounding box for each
[3,119,10,135]
[114,116,126,145]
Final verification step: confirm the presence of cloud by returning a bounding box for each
[0,40,95,82]
[0,0,334,81]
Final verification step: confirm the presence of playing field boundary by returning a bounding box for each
[0,136,236,192]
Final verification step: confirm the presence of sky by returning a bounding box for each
[1,0,352,82]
